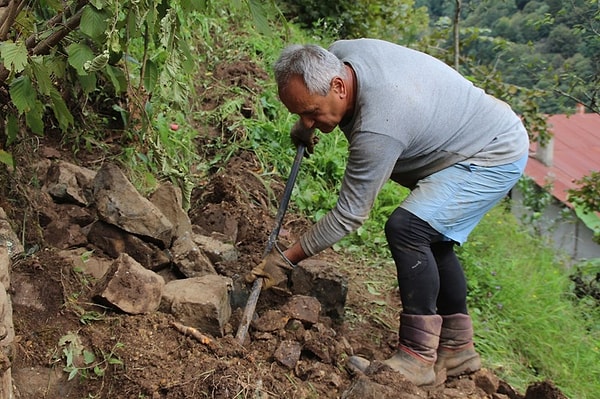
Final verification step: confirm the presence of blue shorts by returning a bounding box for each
[400,154,528,244]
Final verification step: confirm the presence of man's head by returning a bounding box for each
[274,44,352,133]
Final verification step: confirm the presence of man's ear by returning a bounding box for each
[331,76,346,97]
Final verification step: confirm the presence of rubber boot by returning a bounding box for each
[434,313,481,377]
[381,313,442,386]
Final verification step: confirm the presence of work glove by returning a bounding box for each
[290,121,318,157]
[245,247,294,290]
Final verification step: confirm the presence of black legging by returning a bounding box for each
[385,207,468,316]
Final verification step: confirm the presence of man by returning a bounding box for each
[246,38,529,386]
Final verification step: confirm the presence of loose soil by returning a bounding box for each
[1,59,569,399]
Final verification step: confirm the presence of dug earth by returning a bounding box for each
[0,148,569,398]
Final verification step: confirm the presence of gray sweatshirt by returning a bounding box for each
[299,39,529,257]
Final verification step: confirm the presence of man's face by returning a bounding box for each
[278,74,346,133]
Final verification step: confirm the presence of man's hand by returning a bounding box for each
[290,121,318,157]
[245,249,294,290]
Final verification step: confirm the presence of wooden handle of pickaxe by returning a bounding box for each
[235,143,305,344]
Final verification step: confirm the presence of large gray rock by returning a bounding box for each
[92,163,174,248]
[162,275,232,337]
[45,160,96,206]
[0,209,15,399]
[94,253,165,314]
[170,232,216,277]
[192,233,239,264]
[86,220,171,270]
[0,286,14,399]
[148,182,192,240]
[290,259,348,320]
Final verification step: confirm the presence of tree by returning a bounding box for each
[547,24,581,57]
[0,0,279,164]
[278,0,429,43]
[453,0,461,70]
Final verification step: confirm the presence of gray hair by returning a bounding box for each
[274,44,347,96]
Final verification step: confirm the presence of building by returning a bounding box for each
[513,105,600,261]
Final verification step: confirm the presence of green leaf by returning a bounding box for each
[0,150,14,168]
[80,5,108,41]
[93,365,104,376]
[143,59,158,92]
[83,350,96,365]
[0,41,28,73]
[105,65,127,94]
[68,368,78,381]
[180,42,195,74]
[247,0,271,36]
[30,57,54,96]
[44,54,67,80]
[5,114,19,146]
[181,0,208,12]
[49,88,74,131]
[89,0,105,9]
[9,76,37,114]
[25,102,45,136]
[66,43,94,75]
[78,73,97,95]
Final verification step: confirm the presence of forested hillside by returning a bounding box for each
[417,0,599,114]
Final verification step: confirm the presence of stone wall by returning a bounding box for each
[0,207,23,399]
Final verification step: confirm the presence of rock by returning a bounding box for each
[474,368,500,395]
[283,319,306,341]
[274,340,302,368]
[290,259,348,320]
[0,206,21,290]
[43,218,88,249]
[252,309,289,332]
[0,283,14,352]
[45,160,96,206]
[192,233,239,264]
[57,248,113,280]
[162,275,232,337]
[41,202,94,250]
[525,381,568,399]
[341,376,398,399]
[498,380,522,399]
[57,203,95,226]
[445,377,486,397]
[0,247,9,292]
[0,278,14,399]
[149,182,193,240]
[92,163,174,248]
[0,207,24,259]
[12,366,79,399]
[171,232,216,277]
[0,363,11,399]
[94,253,165,314]
[302,323,341,364]
[86,221,171,270]
[282,295,321,326]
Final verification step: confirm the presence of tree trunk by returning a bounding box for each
[453,0,461,71]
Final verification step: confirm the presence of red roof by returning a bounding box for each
[526,111,600,207]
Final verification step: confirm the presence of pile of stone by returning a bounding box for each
[0,158,349,397]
